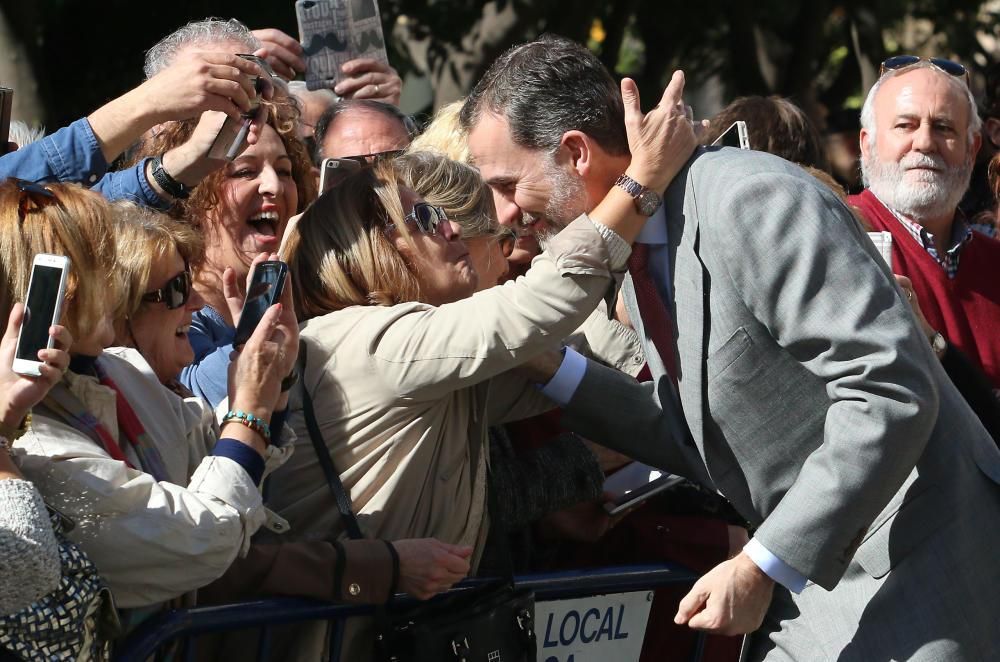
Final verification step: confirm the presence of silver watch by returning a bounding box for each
[614,174,662,216]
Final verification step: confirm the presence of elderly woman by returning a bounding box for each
[268,90,693,563]
[111,203,470,606]
[2,181,294,624]
[132,97,316,407]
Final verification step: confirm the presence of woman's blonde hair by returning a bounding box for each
[0,181,118,340]
[407,101,470,163]
[284,161,422,320]
[393,151,498,240]
[111,202,205,331]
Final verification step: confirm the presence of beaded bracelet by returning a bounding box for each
[222,410,271,443]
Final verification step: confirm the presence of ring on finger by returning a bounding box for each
[374,83,380,95]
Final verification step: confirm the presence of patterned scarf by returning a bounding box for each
[42,359,170,482]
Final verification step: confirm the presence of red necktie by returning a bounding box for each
[628,242,678,385]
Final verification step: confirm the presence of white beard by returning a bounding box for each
[861,148,973,222]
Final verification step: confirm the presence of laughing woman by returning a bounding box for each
[132,97,316,407]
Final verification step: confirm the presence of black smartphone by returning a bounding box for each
[0,87,13,151]
[233,261,287,347]
[13,254,70,376]
[319,157,365,193]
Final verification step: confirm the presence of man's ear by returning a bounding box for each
[559,130,593,178]
[859,127,871,158]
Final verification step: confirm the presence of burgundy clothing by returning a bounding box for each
[849,189,1000,389]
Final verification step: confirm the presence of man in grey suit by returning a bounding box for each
[462,36,1000,660]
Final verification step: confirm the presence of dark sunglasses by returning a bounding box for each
[879,55,970,85]
[141,265,192,310]
[15,179,58,221]
[386,202,449,236]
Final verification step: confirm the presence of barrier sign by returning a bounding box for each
[536,591,654,662]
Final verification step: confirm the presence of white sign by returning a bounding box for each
[536,591,654,662]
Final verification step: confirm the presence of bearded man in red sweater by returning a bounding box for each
[849,58,1000,390]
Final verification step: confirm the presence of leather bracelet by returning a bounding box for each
[221,409,271,443]
[149,155,191,200]
[280,369,299,393]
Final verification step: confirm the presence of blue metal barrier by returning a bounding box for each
[113,563,706,662]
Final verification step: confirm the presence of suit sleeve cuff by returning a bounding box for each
[744,538,807,594]
[212,438,266,485]
[539,347,587,406]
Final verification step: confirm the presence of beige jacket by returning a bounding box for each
[268,216,625,567]
[14,348,288,609]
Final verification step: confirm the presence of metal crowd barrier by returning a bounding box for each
[113,563,706,662]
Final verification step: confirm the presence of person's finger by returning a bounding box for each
[333,73,378,97]
[37,347,69,372]
[621,78,642,128]
[693,118,711,142]
[245,253,270,292]
[658,70,687,111]
[254,44,305,77]
[202,79,253,116]
[35,363,64,384]
[48,325,73,352]
[686,603,724,631]
[340,57,388,76]
[242,303,283,355]
[439,551,472,576]
[254,49,294,80]
[437,541,474,558]
[3,303,25,344]
[674,580,711,624]
[253,28,304,56]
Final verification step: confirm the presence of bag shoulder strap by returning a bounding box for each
[298,339,365,540]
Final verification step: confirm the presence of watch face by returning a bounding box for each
[636,189,662,216]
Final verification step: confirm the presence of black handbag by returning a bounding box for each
[298,341,537,662]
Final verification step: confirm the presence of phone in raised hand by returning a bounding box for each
[232,260,288,347]
[13,253,70,377]
[711,120,750,150]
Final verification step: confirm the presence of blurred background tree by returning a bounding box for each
[1,0,996,133]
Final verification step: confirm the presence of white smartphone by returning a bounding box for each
[602,462,685,516]
[867,231,894,270]
[711,120,750,150]
[12,253,70,377]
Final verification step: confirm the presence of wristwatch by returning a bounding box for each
[930,332,947,359]
[150,155,192,200]
[614,174,662,216]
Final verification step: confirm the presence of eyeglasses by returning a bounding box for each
[15,179,58,222]
[141,265,192,310]
[879,55,970,85]
[386,202,450,236]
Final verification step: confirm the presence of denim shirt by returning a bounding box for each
[0,118,168,209]
[181,305,235,410]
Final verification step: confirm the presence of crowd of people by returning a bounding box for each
[1,15,999,662]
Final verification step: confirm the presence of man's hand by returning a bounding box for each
[674,551,774,635]
[392,538,472,600]
[333,59,402,106]
[136,52,263,123]
[253,28,306,80]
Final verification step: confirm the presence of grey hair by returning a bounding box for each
[8,121,46,147]
[144,17,260,79]
[459,34,628,157]
[860,60,982,146]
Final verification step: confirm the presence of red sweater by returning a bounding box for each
[849,189,1000,389]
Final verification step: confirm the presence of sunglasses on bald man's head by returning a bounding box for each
[385,202,450,236]
[879,55,970,85]
[141,264,193,310]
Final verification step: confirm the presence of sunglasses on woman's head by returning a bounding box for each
[15,179,58,222]
[879,55,970,85]
[141,265,192,310]
[385,203,449,236]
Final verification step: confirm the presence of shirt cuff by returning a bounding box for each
[744,538,808,594]
[212,438,266,485]
[539,347,587,406]
[589,219,632,271]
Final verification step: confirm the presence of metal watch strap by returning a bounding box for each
[150,155,191,200]
[614,173,644,197]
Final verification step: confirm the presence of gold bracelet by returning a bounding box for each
[0,411,30,443]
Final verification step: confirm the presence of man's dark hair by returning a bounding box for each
[703,96,829,171]
[313,99,418,162]
[459,34,629,156]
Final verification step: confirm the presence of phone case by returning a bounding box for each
[295,0,389,91]
[233,262,287,347]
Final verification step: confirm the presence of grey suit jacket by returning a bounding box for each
[563,147,1000,591]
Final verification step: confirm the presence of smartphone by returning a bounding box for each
[12,254,70,377]
[319,157,364,193]
[0,87,12,151]
[233,261,288,347]
[602,462,685,516]
[296,0,389,91]
[711,120,750,150]
[867,231,893,270]
[207,55,275,161]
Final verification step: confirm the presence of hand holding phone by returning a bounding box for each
[12,255,70,378]
[233,260,289,347]
[296,0,390,91]
[603,462,685,516]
